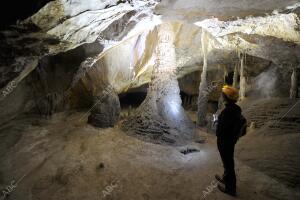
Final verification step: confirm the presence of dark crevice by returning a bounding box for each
[180,147,200,155]
[0,0,54,30]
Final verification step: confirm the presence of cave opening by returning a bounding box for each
[118,85,148,109]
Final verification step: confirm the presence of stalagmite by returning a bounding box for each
[239,53,246,101]
[233,63,239,88]
[223,66,228,84]
[290,67,298,99]
[122,23,195,145]
[197,29,209,127]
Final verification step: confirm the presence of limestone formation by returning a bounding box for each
[1,0,300,127]
[156,0,300,21]
[239,53,246,101]
[197,29,209,127]
[34,92,64,118]
[88,86,121,128]
[122,23,195,145]
[233,64,239,88]
[290,67,298,99]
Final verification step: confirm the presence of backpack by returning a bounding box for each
[235,114,247,139]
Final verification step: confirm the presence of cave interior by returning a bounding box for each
[0,0,300,200]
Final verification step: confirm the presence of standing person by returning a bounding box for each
[215,85,245,197]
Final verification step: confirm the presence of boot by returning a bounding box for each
[218,184,236,197]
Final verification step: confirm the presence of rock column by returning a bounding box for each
[290,67,298,99]
[122,23,194,145]
[197,29,209,127]
[88,85,121,128]
[239,53,246,101]
[233,64,239,88]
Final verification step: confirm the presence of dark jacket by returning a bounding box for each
[216,102,242,141]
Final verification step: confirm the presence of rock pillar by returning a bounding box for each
[88,85,121,128]
[197,29,209,127]
[122,23,195,145]
[239,53,246,101]
[290,68,298,99]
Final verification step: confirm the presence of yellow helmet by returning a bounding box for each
[222,85,239,101]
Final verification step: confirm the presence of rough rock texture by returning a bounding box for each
[0,1,300,198]
[1,112,300,200]
[239,53,247,100]
[290,67,298,99]
[232,64,239,88]
[195,13,300,65]
[0,0,300,126]
[122,23,195,145]
[88,85,121,128]
[237,98,300,189]
[0,0,159,93]
[0,0,159,124]
[197,30,209,127]
[34,92,64,118]
[156,0,300,21]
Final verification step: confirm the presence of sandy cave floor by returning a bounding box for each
[0,111,300,200]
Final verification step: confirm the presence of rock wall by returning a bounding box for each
[1,0,300,125]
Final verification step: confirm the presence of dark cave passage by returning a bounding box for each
[119,91,147,109]
[0,0,54,29]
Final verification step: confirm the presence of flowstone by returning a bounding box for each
[121,23,195,145]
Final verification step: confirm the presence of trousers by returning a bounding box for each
[217,137,237,192]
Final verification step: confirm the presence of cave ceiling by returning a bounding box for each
[156,0,300,21]
[0,0,300,96]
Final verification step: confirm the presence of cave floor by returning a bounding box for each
[0,111,299,200]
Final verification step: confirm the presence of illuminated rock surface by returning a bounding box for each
[122,23,195,145]
[0,1,299,199]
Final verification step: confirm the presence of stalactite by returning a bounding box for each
[223,66,228,84]
[290,67,298,99]
[197,28,209,127]
[233,63,239,88]
[239,52,246,101]
[218,66,227,112]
